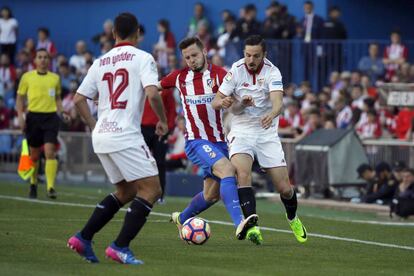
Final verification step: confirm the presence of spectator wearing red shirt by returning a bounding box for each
[394,107,414,140]
[141,88,177,202]
[383,31,408,81]
[23,38,36,62]
[15,49,34,79]
[0,96,12,153]
[36,27,57,58]
[153,19,176,75]
[356,109,382,139]
[0,53,16,97]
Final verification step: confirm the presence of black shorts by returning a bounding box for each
[25,112,60,147]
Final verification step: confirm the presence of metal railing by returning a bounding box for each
[1,130,413,184]
[225,39,414,92]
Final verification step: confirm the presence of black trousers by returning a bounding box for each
[1,43,16,65]
[141,125,169,198]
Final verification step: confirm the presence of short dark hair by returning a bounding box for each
[1,6,13,18]
[245,4,257,12]
[178,37,204,51]
[329,5,340,13]
[309,108,321,116]
[244,35,266,52]
[402,168,414,175]
[158,19,170,33]
[114,12,139,40]
[304,1,314,6]
[35,48,49,56]
[367,109,377,117]
[38,27,50,37]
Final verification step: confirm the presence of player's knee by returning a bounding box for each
[236,170,251,185]
[115,186,137,204]
[278,184,293,197]
[152,184,162,200]
[203,189,220,202]
[214,159,235,178]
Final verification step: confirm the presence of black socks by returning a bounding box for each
[281,190,297,220]
[114,197,152,248]
[238,187,257,218]
[81,193,123,241]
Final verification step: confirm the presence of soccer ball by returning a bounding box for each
[181,217,211,245]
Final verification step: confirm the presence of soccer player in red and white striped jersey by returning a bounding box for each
[160,37,258,241]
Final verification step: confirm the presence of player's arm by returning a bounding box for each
[261,91,283,129]
[74,93,96,130]
[15,94,26,131]
[145,85,168,136]
[211,91,234,110]
[159,70,179,91]
[228,95,255,115]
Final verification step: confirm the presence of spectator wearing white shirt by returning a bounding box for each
[0,7,18,65]
[356,109,382,139]
[69,40,87,75]
[335,96,352,129]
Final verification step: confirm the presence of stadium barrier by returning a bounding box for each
[224,39,414,92]
[1,130,413,189]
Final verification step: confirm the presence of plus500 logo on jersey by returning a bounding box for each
[185,94,215,105]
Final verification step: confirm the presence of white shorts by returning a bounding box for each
[227,131,287,168]
[97,145,158,184]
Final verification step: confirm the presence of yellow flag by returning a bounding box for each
[17,138,35,180]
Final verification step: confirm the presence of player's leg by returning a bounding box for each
[266,166,307,243]
[258,138,307,243]
[113,175,161,247]
[172,140,222,228]
[187,139,245,227]
[67,153,125,263]
[25,113,42,198]
[231,153,256,218]
[107,175,161,265]
[44,142,58,198]
[230,153,263,244]
[142,126,168,202]
[28,146,41,198]
[177,178,219,225]
[153,134,169,202]
[105,145,160,264]
[211,156,245,227]
[43,114,60,198]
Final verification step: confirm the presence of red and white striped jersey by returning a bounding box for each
[160,64,227,142]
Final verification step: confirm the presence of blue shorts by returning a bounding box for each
[185,139,228,180]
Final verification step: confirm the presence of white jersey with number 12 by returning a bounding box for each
[77,43,158,153]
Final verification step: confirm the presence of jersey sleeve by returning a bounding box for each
[140,55,159,88]
[77,61,98,99]
[268,66,284,92]
[160,70,179,89]
[17,73,28,96]
[218,65,237,96]
[215,66,227,85]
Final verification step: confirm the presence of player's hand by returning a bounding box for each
[62,112,71,123]
[221,96,234,109]
[261,112,276,129]
[241,95,255,107]
[18,115,25,132]
[155,121,168,137]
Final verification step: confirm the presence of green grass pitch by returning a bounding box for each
[0,181,413,275]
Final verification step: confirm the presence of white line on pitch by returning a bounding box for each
[1,194,413,252]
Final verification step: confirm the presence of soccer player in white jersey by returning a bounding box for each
[160,37,258,242]
[67,13,168,265]
[212,35,308,244]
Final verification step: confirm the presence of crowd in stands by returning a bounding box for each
[0,2,414,161]
[355,161,414,217]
